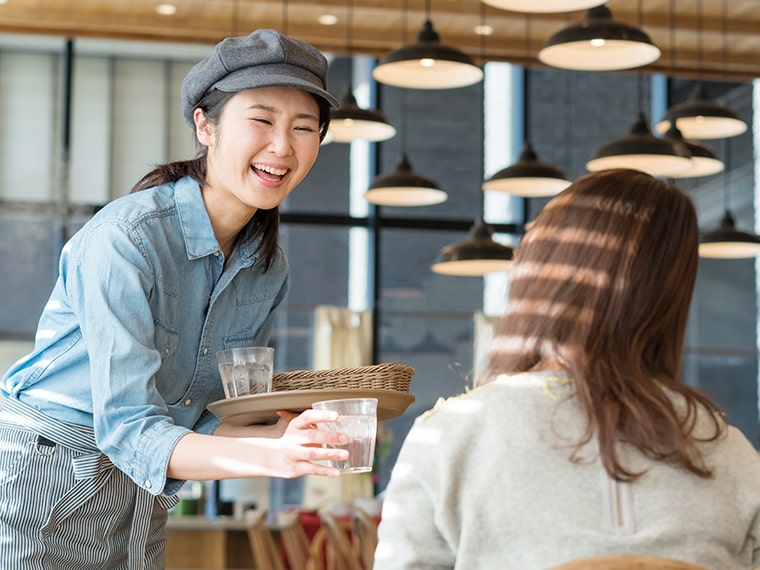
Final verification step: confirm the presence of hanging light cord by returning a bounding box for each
[232,0,240,36]
[282,0,289,35]
[564,71,571,173]
[478,1,487,221]
[721,0,728,79]
[669,0,675,76]
[346,0,353,56]
[697,0,704,81]
[723,136,731,212]
[635,0,644,111]
[523,14,531,145]
[400,90,408,154]
[401,0,408,43]
[345,0,354,87]
[425,0,431,21]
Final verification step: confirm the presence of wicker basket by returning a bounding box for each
[272,362,415,393]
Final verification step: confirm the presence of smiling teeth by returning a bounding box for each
[254,164,287,176]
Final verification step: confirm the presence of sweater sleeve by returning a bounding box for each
[375,415,456,570]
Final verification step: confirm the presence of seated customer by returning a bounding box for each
[375,169,760,570]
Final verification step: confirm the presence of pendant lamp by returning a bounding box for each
[483,143,571,196]
[328,0,396,143]
[432,6,513,277]
[657,0,723,179]
[655,0,747,140]
[699,211,760,258]
[699,138,760,258]
[663,123,723,179]
[482,47,570,197]
[655,83,747,140]
[366,155,447,206]
[538,4,660,72]
[366,88,446,206]
[372,0,483,90]
[330,90,396,143]
[481,0,606,13]
[586,111,692,177]
[432,221,514,276]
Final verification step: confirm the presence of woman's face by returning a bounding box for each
[197,86,321,219]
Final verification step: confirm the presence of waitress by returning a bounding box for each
[0,29,347,569]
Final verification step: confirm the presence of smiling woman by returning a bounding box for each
[0,28,348,569]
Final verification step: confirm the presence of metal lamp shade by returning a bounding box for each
[655,84,747,140]
[329,91,396,143]
[481,0,606,13]
[431,222,514,276]
[538,6,661,72]
[365,155,447,206]
[699,211,760,259]
[670,140,724,178]
[372,20,483,89]
[482,143,572,197]
[586,112,693,177]
[663,122,724,178]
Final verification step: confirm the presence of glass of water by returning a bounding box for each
[311,398,378,474]
[215,346,274,398]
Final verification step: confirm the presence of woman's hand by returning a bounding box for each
[238,409,349,478]
[172,409,349,480]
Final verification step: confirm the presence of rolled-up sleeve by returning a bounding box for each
[66,220,190,495]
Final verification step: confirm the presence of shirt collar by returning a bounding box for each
[174,176,261,264]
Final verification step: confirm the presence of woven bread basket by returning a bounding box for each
[271,362,414,393]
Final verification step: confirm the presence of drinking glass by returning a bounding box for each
[312,398,378,474]
[216,346,274,398]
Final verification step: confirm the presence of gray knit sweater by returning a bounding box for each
[375,373,760,569]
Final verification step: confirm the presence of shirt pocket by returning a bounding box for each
[154,320,179,361]
[223,333,259,350]
[153,321,186,404]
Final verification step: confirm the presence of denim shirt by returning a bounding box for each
[1,176,289,495]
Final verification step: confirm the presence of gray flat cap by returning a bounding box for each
[181,29,339,125]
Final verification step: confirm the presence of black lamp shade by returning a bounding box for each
[329,91,396,143]
[538,6,661,71]
[481,0,606,13]
[431,221,514,276]
[482,143,572,197]
[365,155,447,206]
[663,122,723,178]
[655,83,748,140]
[586,112,693,177]
[699,210,760,258]
[372,20,484,89]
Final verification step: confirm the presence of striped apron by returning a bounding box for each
[0,398,179,569]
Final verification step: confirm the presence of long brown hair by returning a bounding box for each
[131,89,331,271]
[483,168,724,481]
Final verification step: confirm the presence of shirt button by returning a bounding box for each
[145,480,152,489]
[164,348,170,356]
[202,348,209,356]
[184,399,192,406]
[213,251,220,257]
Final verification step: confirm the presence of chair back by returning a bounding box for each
[352,508,379,569]
[245,510,286,570]
[548,554,709,570]
[319,509,363,570]
[277,510,311,570]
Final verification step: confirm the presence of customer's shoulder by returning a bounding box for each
[417,372,569,424]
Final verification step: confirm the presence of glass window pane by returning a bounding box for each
[0,52,56,202]
[0,212,61,334]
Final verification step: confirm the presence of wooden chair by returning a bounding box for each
[277,510,311,570]
[548,554,709,570]
[318,509,363,570]
[305,526,328,570]
[245,509,286,570]
[351,508,379,569]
